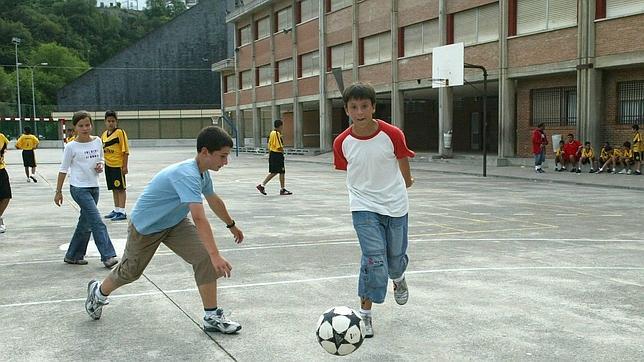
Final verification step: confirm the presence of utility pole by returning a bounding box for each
[12,37,22,133]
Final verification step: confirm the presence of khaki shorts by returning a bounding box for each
[107,218,218,288]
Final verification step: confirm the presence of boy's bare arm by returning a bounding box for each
[205,194,243,243]
[189,203,232,277]
[122,152,129,174]
[398,157,414,188]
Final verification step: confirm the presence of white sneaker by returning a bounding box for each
[203,308,241,334]
[85,279,109,320]
[359,312,374,338]
[617,169,626,174]
[393,277,409,305]
[627,169,633,175]
[0,223,5,233]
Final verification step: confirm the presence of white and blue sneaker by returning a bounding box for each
[393,277,409,305]
[111,212,127,221]
[85,279,109,320]
[103,210,118,219]
[203,308,241,334]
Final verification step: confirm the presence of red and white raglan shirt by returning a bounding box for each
[333,120,415,217]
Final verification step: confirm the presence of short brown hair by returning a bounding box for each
[342,82,376,106]
[72,111,92,126]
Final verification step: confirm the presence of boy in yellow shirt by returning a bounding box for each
[632,124,641,175]
[15,126,39,182]
[256,119,292,195]
[101,111,130,221]
[577,141,597,173]
[0,132,11,233]
[554,140,565,172]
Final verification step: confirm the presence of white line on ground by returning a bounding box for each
[1,266,642,309]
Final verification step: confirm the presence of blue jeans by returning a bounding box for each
[352,211,409,304]
[65,186,116,262]
[534,150,545,166]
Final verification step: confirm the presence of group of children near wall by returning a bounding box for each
[553,125,642,175]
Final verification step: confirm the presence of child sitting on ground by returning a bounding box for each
[577,141,597,173]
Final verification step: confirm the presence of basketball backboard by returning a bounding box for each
[432,42,464,88]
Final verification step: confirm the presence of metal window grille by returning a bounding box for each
[531,87,576,126]
[617,81,644,124]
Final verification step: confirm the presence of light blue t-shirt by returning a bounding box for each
[131,159,214,235]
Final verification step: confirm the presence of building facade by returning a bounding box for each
[218,0,644,159]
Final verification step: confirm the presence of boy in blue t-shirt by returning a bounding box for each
[84,126,244,334]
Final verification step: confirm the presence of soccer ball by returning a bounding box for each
[315,306,366,356]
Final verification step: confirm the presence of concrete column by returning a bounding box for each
[296,102,304,147]
[233,26,244,146]
[391,0,403,128]
[576,0,600,148]
[250,13,260,147]
[437,0,453,157]
[291,0,303,148]
[270,4,279,123]
[319,0,332,151]
[497,0,516,164]
[352,0,359,83]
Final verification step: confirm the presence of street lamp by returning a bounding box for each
[22,63,49,137]
[11,37,22,132]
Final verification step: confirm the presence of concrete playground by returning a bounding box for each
[0,147,642,361]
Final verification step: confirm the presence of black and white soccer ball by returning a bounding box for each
[315,306,366,356]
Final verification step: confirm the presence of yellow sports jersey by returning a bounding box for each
[101,128,129,167]
[612,148,623,158]
[0,133,9,170]
[600,147,611,160]
[622,149,633,158]
[581,147,594,158]
[65,135,76,144]
[268,130,283,153]
[555,148,562,157]
[15,134,39,150]
[633,131,641,153]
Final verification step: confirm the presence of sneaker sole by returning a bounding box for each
[203,325,242,334]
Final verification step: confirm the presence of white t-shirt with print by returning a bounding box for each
[59,137,104,188]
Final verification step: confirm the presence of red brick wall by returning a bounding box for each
[255,85,272,103]
[596,13,644,57]
[274,33,292,60]
[516,74,576,157]
[298,76,319,96]
[296,20,319,54]
[239,89,252,105]
[275,81,293,100]
[508,28,577,68]
[446,0,497,14]
[399,0,438,27]
[281,111,294,146]
[399,54,433,82]
[325,69,353,93]
[358,0,391,38]
[254,38,271,65]
[326,6,353,45]
[223,92,235,108]
[238,45,252,70]
[358,62,391,86]
[464,42,499,74]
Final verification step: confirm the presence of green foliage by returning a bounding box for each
[0,0,188,114]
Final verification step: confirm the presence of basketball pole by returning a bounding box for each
[464,63,488,177]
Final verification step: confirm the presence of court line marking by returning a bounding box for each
[1,266,642,309]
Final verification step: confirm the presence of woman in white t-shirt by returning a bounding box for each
[54,111,118,268]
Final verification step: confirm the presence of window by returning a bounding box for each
[299,51,320,78]
[299,0,318,23]
[329,0,352,12]
[363,32,391,65]
[331,43,353,70]
[225,74,236,92]
[403,20,439,57]
[618,81,644,124]
[531,87,577,126]
[257,64,272,86]
[607,0,644,18]
[517,0,577,35]
[277,59,294,82]
[276,7,293,32]
[240,70,252,89]
[239,25,251,46]
[454,4,499,46]
[256,17,270,39]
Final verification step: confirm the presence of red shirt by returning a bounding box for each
[531,128,547,154]
[563,140,582,157]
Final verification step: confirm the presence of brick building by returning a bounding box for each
[217,0,644,160]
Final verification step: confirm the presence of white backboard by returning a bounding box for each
[432,43,464,88]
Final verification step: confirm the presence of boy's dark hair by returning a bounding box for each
[342,82,376,106]
[559,140,564,144]
[584,141,591,146]
[23,126,32,134]
[634,124,640,131]
[624,141,631,148]
[197,126,233,152]
[274,119,283,128]
[537,123,545,128]
[567,133,574,138]
[105,110,118,120]
[72,111,92,126]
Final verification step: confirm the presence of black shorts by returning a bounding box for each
[268,151,285,174]
[0,168,11,199]
[635,152,643,162]
[105,165,126,190]
[22,150,36,168]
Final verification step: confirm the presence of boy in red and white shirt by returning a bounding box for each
[333,82,415,338]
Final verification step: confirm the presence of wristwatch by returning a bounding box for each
[226,220,236,228]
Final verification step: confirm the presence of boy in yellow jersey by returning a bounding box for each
[617,141,634,174]
[101,110,130,221]
[64,127,76,144]
[0,132,11,233]
[15,126,39,182]
[554,140,565,171]
[576,141,597,173]
[597,142,617,174]
[632,124,641,175]
[256,119,292,195]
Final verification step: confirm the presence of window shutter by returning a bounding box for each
[548,0,577,29]
[423,20,439,52]
[404,23,422,57]
[606,0,644,18]
[517,0,547,34]
[478,4,499,43]
[454,9,477,45]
